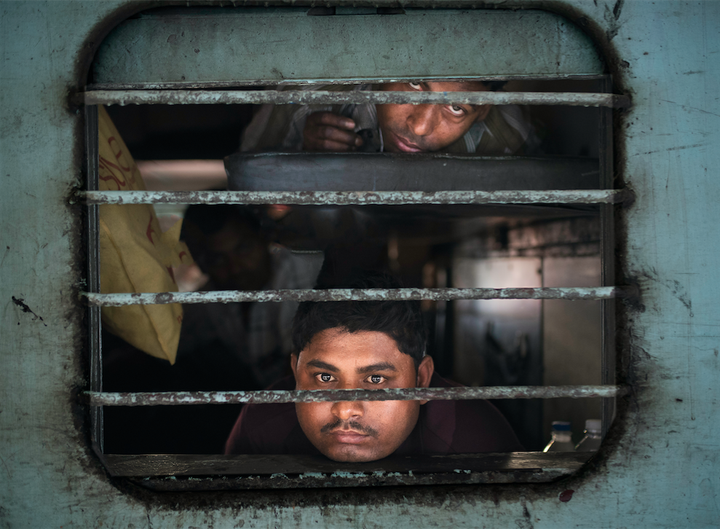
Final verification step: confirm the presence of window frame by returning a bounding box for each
[82,5,631,490]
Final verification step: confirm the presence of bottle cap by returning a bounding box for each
[551,421,571,431]
[585,419,602,432]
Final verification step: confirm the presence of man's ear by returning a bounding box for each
[416,355,434,405]
[474,105,491,122]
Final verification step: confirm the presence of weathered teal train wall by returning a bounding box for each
[1,0,718,526]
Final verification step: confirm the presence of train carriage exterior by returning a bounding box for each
[1,0,718,527]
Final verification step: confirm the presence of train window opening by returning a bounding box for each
[82,5,628,490]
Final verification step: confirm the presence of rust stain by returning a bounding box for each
[83,286,630,307]
[83,89,631,109]
[80,188,632,207]
[558,489,575,502]
[85,384,629,407]
[11,296,47,326]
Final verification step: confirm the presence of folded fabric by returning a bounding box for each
[98,105,192,364]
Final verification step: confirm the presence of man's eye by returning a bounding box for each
[408,82,422,90]
[448,104,466,116]
[367,375,385,384]
[317,373,334,383]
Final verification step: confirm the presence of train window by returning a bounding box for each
[81,6,631,490]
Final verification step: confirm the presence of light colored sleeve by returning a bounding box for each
[239,85,335,152]
[467,105,535,155]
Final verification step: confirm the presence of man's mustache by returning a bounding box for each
[320,419,379,437]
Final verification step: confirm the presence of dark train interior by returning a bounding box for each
[102,79,607,454]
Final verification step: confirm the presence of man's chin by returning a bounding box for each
[323,446,386,463]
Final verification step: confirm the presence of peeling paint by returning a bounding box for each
[79,188,632,206]
[83,286,631,307]
[83,89,631,108]
[11,296,48,326]
[85,384,628,406]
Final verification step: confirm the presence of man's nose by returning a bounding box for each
[331,399,365,421]
[407,105,438,137]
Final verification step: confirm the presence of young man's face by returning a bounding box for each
[291,328,434,462]
[186,217,271,291]
[377,81,491,153]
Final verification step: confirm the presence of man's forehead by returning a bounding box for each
[305,358,398,373]
[299,328,410,367]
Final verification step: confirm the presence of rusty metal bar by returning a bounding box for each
[83,90,630,108]
[79,189,629,206]
[82,286,627,307]
[86,385,628,407]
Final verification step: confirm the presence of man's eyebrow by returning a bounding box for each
[305,359,339,372]
[357,362,397,374]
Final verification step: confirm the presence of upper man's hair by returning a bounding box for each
[481,80,507,91]
[291,271,427,368]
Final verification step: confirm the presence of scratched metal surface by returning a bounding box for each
[91,7,603,85]
[80,188,628,205]
[83,89,628,106]
[86,384,627,406]
[1,1,719,527]
[83,286,625,306]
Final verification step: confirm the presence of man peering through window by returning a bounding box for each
[179,205,322,389]
[240,81,534,155]
[225,272,522,462]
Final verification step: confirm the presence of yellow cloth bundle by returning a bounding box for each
[97,106,192,364]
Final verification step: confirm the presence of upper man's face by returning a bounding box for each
[377,81,491,153]
[291,328,434,462]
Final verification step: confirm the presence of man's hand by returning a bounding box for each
[303,112,363,152]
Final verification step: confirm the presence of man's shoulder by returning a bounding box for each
[422,374,524,453]
[224,376,302,455]
[478,105,532,155]
[224,402,298,454]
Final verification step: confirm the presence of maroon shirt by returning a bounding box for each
[225,373,523,456]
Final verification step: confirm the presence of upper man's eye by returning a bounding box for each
[317,373,334,383]
[367,375,385,384]
[448,104,466,116]
[408,82,422,90]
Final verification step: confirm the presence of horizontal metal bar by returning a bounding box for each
[83,90,630,108]
[88,77,612,91]
[82,287,626,307]
[79,189,628,206]
[86,385,629,407]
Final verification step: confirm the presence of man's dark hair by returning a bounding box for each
[291,271,427,368]
[180,204,267,274]
[181,204,261,239]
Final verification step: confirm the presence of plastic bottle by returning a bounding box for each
[575,419,603,452]
[543,421,575,452]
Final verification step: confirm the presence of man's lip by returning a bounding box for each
[389,132,423,153]
[329,430,371,444]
